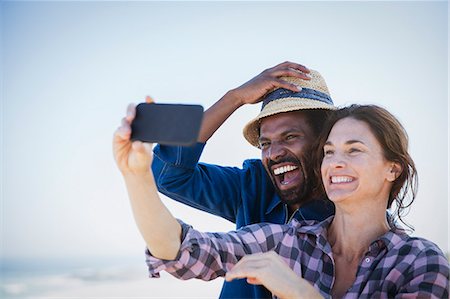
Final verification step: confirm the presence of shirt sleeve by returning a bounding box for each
[145,220,288,281]
[395,240,449,298]
[151,143,250,223]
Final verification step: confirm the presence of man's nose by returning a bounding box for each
[267,141,286,161]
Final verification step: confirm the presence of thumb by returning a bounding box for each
[142,142,154,155]
[132,141,154,157]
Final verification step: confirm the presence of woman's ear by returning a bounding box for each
[387,162,403,182]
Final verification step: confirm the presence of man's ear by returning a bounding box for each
[387,162,403,182]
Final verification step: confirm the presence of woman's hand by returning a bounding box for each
[229,61,311,106]
[225,251,322,299]
[113,96,154,175]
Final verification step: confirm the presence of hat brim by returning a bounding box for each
[243,97,337,148]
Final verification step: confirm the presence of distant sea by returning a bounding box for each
[1,256,223,298]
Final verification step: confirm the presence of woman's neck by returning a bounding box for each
[328,204,390,261]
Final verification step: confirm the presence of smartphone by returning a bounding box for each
[131,103,204,146]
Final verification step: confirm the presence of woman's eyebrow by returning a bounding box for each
[345,139,366,145]
[324,139,366,146]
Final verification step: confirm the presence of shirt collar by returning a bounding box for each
[265,193,282,215]
[290,216,410,253]
[377,225,409,251]
[265,196,335,221]
[292,216,334,252]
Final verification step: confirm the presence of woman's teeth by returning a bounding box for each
[331,176,354,183]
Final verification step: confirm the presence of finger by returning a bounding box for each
[271,68,312,80]
[272,79,302,92]
[145,95,155,104]
[121,116,131,127]
[131,140,145,153]
[114,126,131,142]
[246,277,262,285]
[142,142,154,155]
[119,117,132,136]
[132,140,153,155]
[278,61,310,73]
[225,270,251,281]
[126,103,136,122]
[225,266,263,282]
[226,257,268,281]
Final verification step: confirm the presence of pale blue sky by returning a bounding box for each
[1,1,448,265]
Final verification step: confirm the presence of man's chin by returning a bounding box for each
[276,187,304,205]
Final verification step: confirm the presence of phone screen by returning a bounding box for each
[131,103,204,146]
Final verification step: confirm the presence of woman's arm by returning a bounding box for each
[113,99,181,260]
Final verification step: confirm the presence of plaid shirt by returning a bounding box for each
[146,217,449,298]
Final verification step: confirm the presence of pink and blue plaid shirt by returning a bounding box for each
[146,216,449,298]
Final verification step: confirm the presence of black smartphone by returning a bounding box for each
[131,103,204,146]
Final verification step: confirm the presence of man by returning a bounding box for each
[151,61,336,298]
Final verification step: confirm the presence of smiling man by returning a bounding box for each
[258,110,317,209]
[150,62,336,298]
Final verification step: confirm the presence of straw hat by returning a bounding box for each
[243,70,336,147]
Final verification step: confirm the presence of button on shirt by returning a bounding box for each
[146,217,449,298]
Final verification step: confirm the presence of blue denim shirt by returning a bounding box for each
[151,142,335,299]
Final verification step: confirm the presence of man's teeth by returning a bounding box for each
[274,165,298,175]
[331,176,354,183]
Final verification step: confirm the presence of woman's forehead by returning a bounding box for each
[327,118,377,144]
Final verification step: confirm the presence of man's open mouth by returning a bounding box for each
[272,163,301,188]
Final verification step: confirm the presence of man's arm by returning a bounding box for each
[151,62,311,222]
[198,61,311,142]
[152,145,243,222]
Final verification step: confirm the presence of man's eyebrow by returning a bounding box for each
[259,128,305,141]
[281,128,305,135]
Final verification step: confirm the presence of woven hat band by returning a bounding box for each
[261,87,333,111]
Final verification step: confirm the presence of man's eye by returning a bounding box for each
[287,134,304,141]
[286,135,296,140]
[259,141,270,149]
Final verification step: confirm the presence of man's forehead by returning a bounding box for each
[259,111,312,135]
[260,110,310,126]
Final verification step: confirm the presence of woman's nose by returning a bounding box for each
[327,153,346,169]
[331,159,346,168]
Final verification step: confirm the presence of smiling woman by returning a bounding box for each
[113,102,449,298]
[322,118,400,204]
[316,104,417,228]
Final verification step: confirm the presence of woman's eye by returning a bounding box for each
[348,148,361,154]
[324,149,334,156]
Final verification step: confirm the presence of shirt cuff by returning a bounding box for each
[145,220,196,278]
[153,143,206,168]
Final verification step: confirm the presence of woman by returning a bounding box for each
[113,103,449,298]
